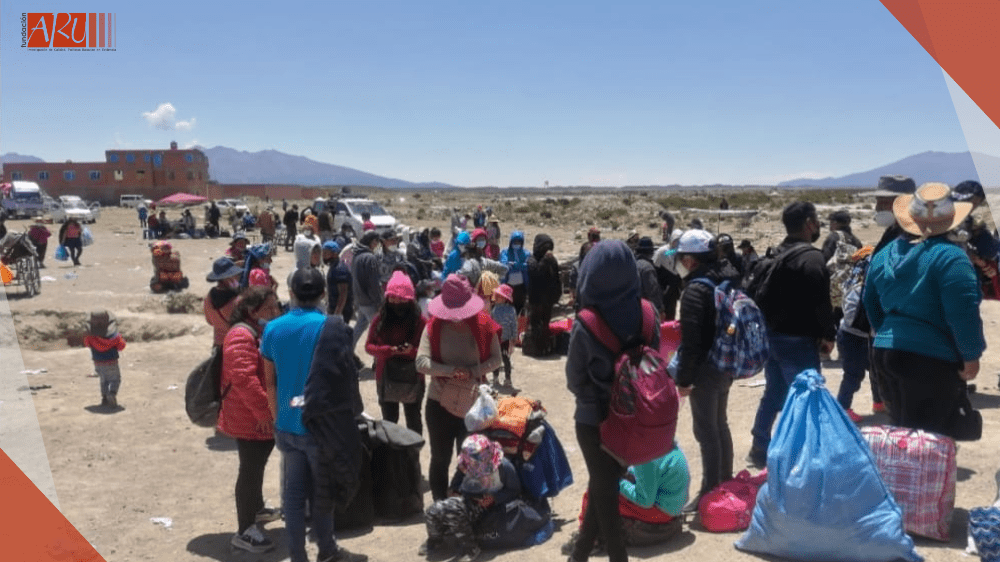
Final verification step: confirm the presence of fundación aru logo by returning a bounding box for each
[22,13,116,50]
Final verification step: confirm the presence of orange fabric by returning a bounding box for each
[489,396,542,437]
[83,334,126,352]
[0,264,12,284]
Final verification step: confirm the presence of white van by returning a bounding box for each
[120,194,148,208]
[332,198,396,235]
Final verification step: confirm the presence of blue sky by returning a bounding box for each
[0,1,988,187]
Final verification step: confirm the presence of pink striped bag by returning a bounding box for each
[861,425,957,541]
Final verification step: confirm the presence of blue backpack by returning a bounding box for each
[689,278,769,379]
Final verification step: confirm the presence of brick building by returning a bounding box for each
[3,142,210,205]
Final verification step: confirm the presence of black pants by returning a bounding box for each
[573,423,628,562]
[688,369,734,495]
[425,398,467,501]
[64,238,83,265]
[380,400,423,436]
[34,242,47,266]
[873,348,964,436]
[525,301,554,356]
[235,438,275,533]
[493,340,512,381]
[512,283,527,315]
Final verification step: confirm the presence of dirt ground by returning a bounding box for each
[4,193,1000,562]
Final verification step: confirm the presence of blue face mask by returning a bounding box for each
[512,244,522,251]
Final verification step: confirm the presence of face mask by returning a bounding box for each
[224,278,240,289]
[676,259,690,278]
[874,211,896,228]
[476,240,487,249]
[374,245,384,256]
[457,244,467,253]
[512,244,522,251]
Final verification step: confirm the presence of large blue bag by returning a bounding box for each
[735,370,922,562]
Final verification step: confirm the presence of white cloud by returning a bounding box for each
[141,103,196,131]
[183,139,200,149]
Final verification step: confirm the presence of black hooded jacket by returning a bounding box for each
[527,234,561,305]
[676,259,741,388]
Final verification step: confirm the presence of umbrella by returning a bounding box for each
[155,192,208,206]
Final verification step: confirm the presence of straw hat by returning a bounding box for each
[893,182,973,239]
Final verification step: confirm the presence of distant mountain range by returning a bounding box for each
[4,148,996,188]
[778,151,998,188]
[198,146,452,189]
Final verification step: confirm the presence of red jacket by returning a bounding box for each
[364,312,426,382]
[217,324,272,441]
[204,289,238,346]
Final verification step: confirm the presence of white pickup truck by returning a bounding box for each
[50,196,101,223]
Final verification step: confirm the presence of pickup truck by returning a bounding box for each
[51,196,100,223]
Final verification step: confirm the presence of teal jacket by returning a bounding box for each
[863,236,985,362]
[618,445,689,517]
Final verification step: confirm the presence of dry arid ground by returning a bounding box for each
[4,189,1000,562]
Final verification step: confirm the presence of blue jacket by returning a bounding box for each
[500,231,529,287]
[863,236,985,362]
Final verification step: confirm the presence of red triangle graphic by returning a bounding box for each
[881,0,1000,130]
[0,449,106,561]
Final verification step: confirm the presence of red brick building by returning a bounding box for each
[3,142,210,205]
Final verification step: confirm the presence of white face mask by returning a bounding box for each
[374,245,384,256]
[676,258,690,278]
[874,211,896,228]
[476,240,487,249]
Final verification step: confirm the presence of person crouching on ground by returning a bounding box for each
[420,435,521,562]
[84,310,126,409]
[672,229,741,512]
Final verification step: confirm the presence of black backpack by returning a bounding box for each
[184,346,227,427]
[743,244,814,317]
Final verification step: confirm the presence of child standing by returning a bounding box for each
[491,284,517,387]
[420,435,521,562]
[429,227,445,260]
[83,310,126,408]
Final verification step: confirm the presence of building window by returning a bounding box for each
[126,153,135,163]
[89,170,101,180]
[187,171,195,180]
[153,154,163,167]
[64,171,75,181]
[108,154,119,163]
[114,170,123,181]
[168,171,176,180]
[144,154,151,163]
[37,171,50,180]
[185,154,194,163]
[10,171,23,180]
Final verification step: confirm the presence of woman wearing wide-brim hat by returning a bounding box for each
[416,274,502,501]
[204,257,246,347]
[862,182,986,438]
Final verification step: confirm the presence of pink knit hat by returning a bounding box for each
[248,269,270,287]
[385,270,415,301]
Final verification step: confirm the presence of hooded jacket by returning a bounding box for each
[567,240,655,426]
[351,245,384,308]
[863,236,985,362]
[500,231,529,287]
[676,259,741,388]
[527,234,561,305]
[217,323,272,441]
[293,235,320,270]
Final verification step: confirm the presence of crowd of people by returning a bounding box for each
[181,179,996,562]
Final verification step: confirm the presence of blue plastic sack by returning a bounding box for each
[735,370,922,562]
[54,245,69,262]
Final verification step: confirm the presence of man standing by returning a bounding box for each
[350,231,384,349]
[747,202,836,468]
[262,269,367,562]
[323,241,354,323]
[283,205,300,251]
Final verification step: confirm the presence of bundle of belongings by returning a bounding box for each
[465,394,573,550]
[966,468,1000,562]
[735,370,923,562]
[149,241,189,293]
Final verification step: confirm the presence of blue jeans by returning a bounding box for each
[835,329,873,409]
[750,331,821,451]
[275,430,334,562]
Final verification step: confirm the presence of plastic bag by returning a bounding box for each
[699,469,767,533]
[54,245,69,261]
[465,384,499,432]
[81,227,94,247]
[735,370,922,562]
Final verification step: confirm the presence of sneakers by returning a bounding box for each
[846,409,863,423]
[872,402,886,413]
[455,545,481,562]
[319,547,368,562]
[418,538,443,556]
[231,524,274,553]
[255,506,282,523]
[746,447,766,469]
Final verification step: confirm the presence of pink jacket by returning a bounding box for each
[364,312,426,383]
[217,324,272,441]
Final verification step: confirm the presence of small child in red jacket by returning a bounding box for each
[83,310,126,409]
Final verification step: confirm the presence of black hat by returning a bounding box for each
[206,257,244,282]
[828,210,851,224]
[636,236,656,254]
[380,229,399,241]
[290,268,325,301]
[952,180,985,202]
[360,231,381,247]
[862,175,916,197]
[738,239,753,250]
[716,233,734,246]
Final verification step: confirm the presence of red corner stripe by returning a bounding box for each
[880,0,1000,130]
[0,449,106,561]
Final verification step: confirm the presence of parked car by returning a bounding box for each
[215,199,250,215]
[50,196,98,223]
[332,198,396,235]
[120,194,152,208]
